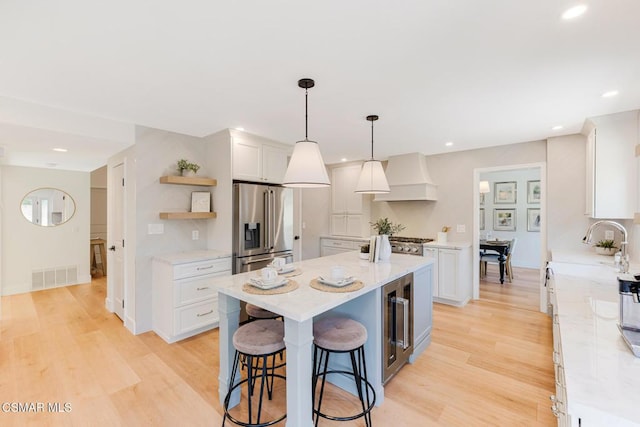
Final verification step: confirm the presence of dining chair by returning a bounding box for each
[480,238,517,282]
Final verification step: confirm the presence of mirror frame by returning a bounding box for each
[20,187,76,227]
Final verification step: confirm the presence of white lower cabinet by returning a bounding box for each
[152,254,232,343]
[423,245,471,306]
[320,237,367,257]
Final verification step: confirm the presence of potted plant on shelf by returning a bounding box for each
[594,239,617,256]
[177,159,200,177]
[370,218,405,262]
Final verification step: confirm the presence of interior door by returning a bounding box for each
[111,162,125,320]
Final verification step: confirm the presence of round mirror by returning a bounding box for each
[21,188,76,226]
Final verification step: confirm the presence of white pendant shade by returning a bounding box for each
[355,160,390,193]
[479,180,491,193]
[283,140,330,187]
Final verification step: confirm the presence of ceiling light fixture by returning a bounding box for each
[552,125,564,131]
[355,115,390,194]
[601,90,619,98]
[282,78,330,187]
[235,127,245,131]
[445,141,454,147]
[53,148,68,152]
[341,158,347,162]
[562,5,587,20]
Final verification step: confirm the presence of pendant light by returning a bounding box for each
[282,78,330,187]
[355,115,390,193]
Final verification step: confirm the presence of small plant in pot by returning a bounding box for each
[177,159,200,177]
[370,217,405,236]
[594,239,617,256]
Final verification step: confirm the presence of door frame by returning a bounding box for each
[472,162,548,313]
[107,152,136,333]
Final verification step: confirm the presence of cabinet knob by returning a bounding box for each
[108,245,116,251]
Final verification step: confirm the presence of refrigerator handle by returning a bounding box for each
[263,190,270,250]
[269,190,275,249]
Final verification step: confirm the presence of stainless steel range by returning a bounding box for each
[389,237,434,256]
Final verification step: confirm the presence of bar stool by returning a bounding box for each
[246,303,282,321]
[312,317,376,427]
[223,319,287,427]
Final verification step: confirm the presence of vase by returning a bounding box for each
[181,169,196,177]
[378,234,392,261]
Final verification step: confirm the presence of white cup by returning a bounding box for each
[261,267,278,283]
[271,257,287,268]
[330,265,345,281]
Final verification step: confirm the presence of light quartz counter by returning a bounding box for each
[424,241,471,250]
[215,252,434,427]
[550,260,640,426]
[152,249,231,264]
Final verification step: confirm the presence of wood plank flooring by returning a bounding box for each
[0,273,555,426]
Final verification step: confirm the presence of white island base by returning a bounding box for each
[215,253,434,427]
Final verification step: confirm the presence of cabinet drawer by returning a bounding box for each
[175,275,221,306]
[174,299,218,335]
[321,239,361,250]
[173,258,231,280]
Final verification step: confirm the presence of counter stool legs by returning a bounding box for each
[312,344,375,427]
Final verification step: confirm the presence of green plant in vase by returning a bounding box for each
[370,217,405,236]
[177,159,200,177]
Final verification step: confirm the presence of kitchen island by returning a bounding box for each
[215,252,434,427]
[549,253,640,426]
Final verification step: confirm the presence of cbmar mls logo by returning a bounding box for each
[2,402,72,413]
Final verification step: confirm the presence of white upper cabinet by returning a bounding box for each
[585,110,639,219]
[232,134,290,184]
[330,164,366,237]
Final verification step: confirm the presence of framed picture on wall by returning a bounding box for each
[494,181,517,204]
[527,208,541,232]
[494,208,516,231]
[527,180,541,204]
[479,208,485,230]
[191,191,211,212]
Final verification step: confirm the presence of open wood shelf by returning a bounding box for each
[159,212,217,220]
[159,176,217,186]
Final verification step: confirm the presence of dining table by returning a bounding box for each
[480,239,510,284]
[214,252,433,427]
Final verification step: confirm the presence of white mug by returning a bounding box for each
[271,257,287,268]
[261,267,278,283]
[330,265,345,281]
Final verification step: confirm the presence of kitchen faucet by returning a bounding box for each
[583,220,629,273]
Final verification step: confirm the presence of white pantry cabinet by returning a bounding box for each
[152,252,231,343]
[232,135,290,184]
[584,110,639,219]
[330,164,366,237]
[423,244,471,306]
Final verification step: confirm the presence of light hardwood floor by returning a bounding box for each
[0,274,555,426]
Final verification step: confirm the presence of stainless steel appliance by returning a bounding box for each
[389,236,434,256]
[382,272,414,384]
[233,182,293,274]
[618,274,640,357]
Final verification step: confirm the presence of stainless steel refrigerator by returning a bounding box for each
[232,182,293,274]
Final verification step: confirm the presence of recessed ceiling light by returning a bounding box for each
[601,90,619,98]
[235,127,245,131]
[46,162,58,167]
[341,158,347,162]
[552,125,564,131]
[445,141,454,147]
[53,148,68,152]
[562,5,587,20]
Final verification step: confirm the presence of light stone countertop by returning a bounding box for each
[153,249,232,264]
[550,259,640,426]
[423,241,471,250]
[215,251,434,322]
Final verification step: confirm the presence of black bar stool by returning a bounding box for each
[312,317,376,427]
[222,319,287,427]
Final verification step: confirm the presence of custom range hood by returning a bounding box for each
[374,153,438,201]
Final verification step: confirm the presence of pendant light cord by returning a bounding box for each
[305,87,309,141]
[370,119,374,159]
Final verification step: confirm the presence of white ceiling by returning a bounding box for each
[1,1,639,172]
